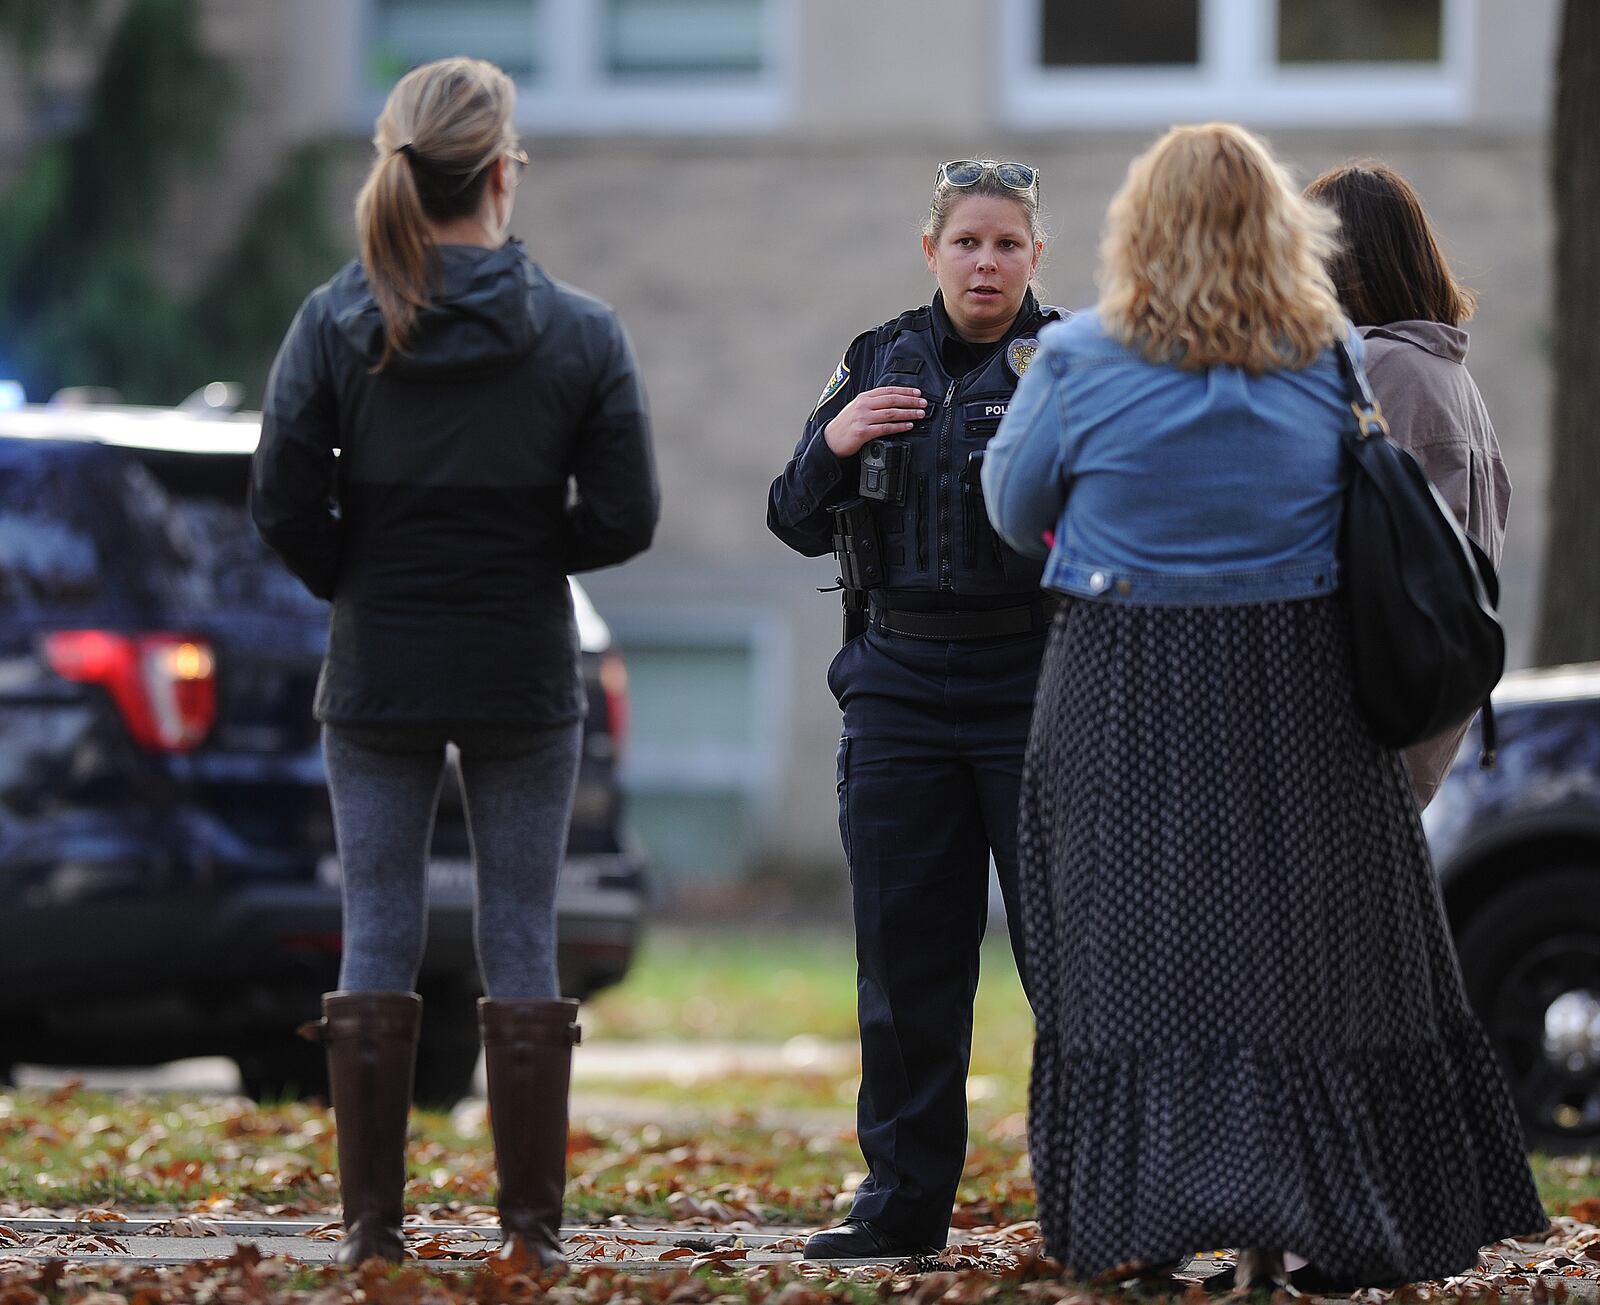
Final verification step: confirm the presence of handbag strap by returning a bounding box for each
[1334,329,1499,772]
[1480,700,1498,769]
[1333,333,1391,440]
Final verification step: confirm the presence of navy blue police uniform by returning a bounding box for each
[768,288,1064,1254]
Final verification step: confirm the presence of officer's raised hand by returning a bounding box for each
[824,387,927,457]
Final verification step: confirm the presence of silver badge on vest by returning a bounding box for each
[1006,337,1040,378]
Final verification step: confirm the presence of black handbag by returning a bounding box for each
[1335,337,1504,763]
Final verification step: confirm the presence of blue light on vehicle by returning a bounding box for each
[0,380,24,411]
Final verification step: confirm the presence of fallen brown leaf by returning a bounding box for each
[689,1248,748,1269]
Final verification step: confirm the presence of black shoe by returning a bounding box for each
[802,1219,940,1261]
[1287,1262,1389,1296]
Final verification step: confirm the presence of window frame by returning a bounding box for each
[602,605,789,820]
[996,0,1478,128]
[357,0,797,134]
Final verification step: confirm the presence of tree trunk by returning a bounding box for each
[1535,0,1600,665]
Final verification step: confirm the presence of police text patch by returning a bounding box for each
[964,399,1010,424]
[813,355,851,415]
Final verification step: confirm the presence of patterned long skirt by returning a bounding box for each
[1019,595,1546,1285]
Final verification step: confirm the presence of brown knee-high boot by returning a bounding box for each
[301,991,422,1265]
[478,997,580,1269]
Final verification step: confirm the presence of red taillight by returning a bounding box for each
[279,932,344,955]
[44,630,217,752]
[599,649,630,758]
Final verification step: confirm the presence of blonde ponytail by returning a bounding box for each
[355,58,518,370]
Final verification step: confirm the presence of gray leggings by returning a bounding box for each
[322,723,584,998]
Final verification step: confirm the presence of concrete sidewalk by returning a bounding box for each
[3,1213,1599,1299]
[0,1215,812,1271]
[0,1214,1227,1287]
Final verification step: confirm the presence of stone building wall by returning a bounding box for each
[470,126,1552,877]
[0,0,1563,882]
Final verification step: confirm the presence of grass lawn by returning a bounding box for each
[584,926,873,1042]
[584,924,1032,1074]
[0,1086,1032,1229]
[0,926,1594,1228]
[1,926,1594,1305]
[580,926,1031,1118]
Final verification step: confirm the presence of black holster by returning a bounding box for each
[829,498,884,644]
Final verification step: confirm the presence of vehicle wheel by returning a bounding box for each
[414,991,482,1110]
[236,1036,330,1105]
[236,996,481,1109]
[1455,866,1600,1153]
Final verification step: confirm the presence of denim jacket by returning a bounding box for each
[982,309,1361,607]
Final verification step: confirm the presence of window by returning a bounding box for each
[615,637,762,883]
[0,462,100,608]
[127,450,327,615]
[362,0,790,133]
[617,639,755,882]
[998,0,1473,127]
[607,0,765,75]
[0,447,198,611]
[1277,0,1443,63]
[1040,0,1201,67]
[369,0,544,85]
[597,606,788,887]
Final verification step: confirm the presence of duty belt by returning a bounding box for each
[868,595,1058,642]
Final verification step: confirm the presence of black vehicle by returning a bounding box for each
[1428,666,1600,1152]
[0,401,646,1105]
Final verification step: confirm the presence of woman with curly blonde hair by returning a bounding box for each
[984,124,1542,1292]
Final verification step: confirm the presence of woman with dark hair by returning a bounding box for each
[252,57,658,1268]
[986,124,1541,1292]
[1305,159,1510,805]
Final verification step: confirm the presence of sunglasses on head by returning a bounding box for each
[937,159,1040,197]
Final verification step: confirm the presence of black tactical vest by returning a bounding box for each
[864,299,1062,595]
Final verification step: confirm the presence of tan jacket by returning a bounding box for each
[1360,322,1511,807]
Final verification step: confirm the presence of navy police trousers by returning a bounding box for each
[828,624,1044,1246]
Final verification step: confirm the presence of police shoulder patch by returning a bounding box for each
[812,354,851,415]
[1006,337,1041,379]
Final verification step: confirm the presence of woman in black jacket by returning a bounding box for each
[251,56,658,1269]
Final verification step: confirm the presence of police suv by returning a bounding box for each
[0,385,645,1105]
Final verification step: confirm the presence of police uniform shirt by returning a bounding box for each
[767,289,1060,600]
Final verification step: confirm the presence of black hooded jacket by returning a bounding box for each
[251,240,659,728]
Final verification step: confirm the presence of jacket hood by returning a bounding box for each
[326,240,545,376]
[1358,319,1469,365]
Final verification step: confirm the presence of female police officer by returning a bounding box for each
[767,161,1061,1260]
